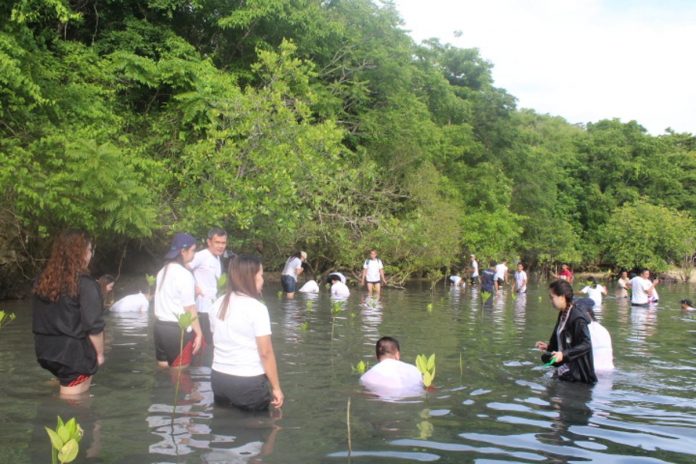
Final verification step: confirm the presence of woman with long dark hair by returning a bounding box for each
[535,280,597,384]
[210,255,283,411]
[33,230,105,395]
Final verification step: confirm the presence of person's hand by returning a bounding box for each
[271,388,284,409]
[535,341,548,351]
[97,354,105,366]
[194,285,203,297]
[551,351,564,363]
[192,334,202,355]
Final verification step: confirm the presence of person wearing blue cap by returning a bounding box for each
[154,233,204,368]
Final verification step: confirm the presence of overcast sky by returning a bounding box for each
[394,0,696,135]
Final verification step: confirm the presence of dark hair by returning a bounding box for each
[207,228,227,239]
[34,230,91,302]
[549,280,574,309]
[489,260,496,267]
[218,255,262,320]
[587,276,597,288]
[98,274,115,294]
[681,299,693,307]
[161,242,196,286]
[376,336,400,360]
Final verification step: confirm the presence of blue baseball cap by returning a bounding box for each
[164,233,197,260]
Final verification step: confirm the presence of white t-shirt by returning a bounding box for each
[282,257,302,281]
[589,321,614,371]
[360,358,424,398]
[111,292,149,312]
[514,270,527,293]
[630,276,653,304]
[471,259,479,278]
[328,272,347,284]
[449,275,462,285]
[331,281,350,298]
[494,263,508,280]
[154,263,196,322]
[298,280,319,293]
[581,285,606,308]
[210,293,272,377]
[363,258,384,283]
[189,248,222,314]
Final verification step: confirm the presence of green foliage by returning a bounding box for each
[415,353,436,388]
[351,360,367,374]
[45,416,83,464]
[0,310,16,330]
[600,200,696,272]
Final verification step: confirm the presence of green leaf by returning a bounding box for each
[45,427,63,450]
[57,439,79,463]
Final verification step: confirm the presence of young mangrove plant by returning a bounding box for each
[481,291,492,303]
[277,290,283,299]
[306,300,314,312]
[416,353,437,388]
[45,416,83,464]
[216,274,228,295]
[426,303,433,313]
[351,360,367,374]
[0,310,16,330]
[172,312,197,418]
[299,321,309,332]
[330,302,343,340]
[145,273,156,299]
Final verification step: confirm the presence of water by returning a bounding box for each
[1,281,696,463]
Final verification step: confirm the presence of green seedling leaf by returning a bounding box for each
[511,291,517,301]
[176,312,198,331]
[300,321,309,331]
[422,371,433,388]
[426,303,433,313]
[217,274,228,294]
[145,274,156,288]
[45,427,63,450]
[277,290,283,299]
[58,439,79,463]
[352,360,367,374]
[64,418,77,439]
[481,291,491,303]
[57,423,70,444]
[306,301,313,311]
[427,354,436,371]
[417,420,433,439]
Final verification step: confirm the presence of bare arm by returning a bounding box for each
[89,332,105,366]
[184,304,203,354]
[257,335,284,408]
[380,268,386,284]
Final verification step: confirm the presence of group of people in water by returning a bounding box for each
[30,229,689,407]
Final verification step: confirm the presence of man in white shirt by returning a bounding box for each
[281,251,307,298]
[361,249,386,295]
[628,269,654,306]
[513,263,527,293]
[470,254,479,285]
[189,228,227,346]
[329,274,350,298]
[360,336,423,398]
[494,259,509,289]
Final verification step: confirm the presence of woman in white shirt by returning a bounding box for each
[211,255,284,411]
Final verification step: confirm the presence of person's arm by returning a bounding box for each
[360,267,366,286]
[257,335,284,408]
[295,265,304,277]
[89,333,105,366]
[184,304,203,354]
[80,277,106,364]
[380,268,386,285]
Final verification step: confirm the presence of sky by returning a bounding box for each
[393,0,696,135]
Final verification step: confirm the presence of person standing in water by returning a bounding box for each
[617,271,630,299]
[535,280,596,384]
[154,233,203,369]
[32,230,106,396]
[361,249,387,296]
[210,255,283,411]
[281,251,307,299]
[189,228,228,346]
[513,263,528,294]
[580,276,607,308]
[470,254,479,285]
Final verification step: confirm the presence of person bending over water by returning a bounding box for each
[32,230,105,396]
[210,255,283,411]
[535,280,596,384]
[153,233,203,369]
[360,336,423,398]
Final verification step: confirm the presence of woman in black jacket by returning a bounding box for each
[535,280,597,384]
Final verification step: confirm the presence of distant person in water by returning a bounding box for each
[628,269,655,306]
[580,276,607,308]
[110,291,150,313]
[535,280,596,384]
[97,274,116,309]
[494,259,509,289]
[32,230,105,396]
[361,249,386,295]
[449,273,465,288]
[617,271,630,299]
[470,254,479,285]
[680,299,696,311]
[360,336,423,398]
[329,273,350,298]
[281,251,307,299]
[513,263,527,294]
[481,261,496,293]
[554,264,574,284]
[154,233,203,369]
[189,228,227,346]
[210,255,283,411]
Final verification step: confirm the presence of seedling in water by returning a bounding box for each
[306,301,313,311]
[45,416,83,464]
[511,291,517,301]
[172,312,198,419]
[332,301,343,315]
[416,353,436,388]
[300,321,309,332]
[352,360,367,374]
[0,310,16,330]
[426,303,433,313]
[145,273,156,288]
[481,291,492,303]
[277,290,283,299]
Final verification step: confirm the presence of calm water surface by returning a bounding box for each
[1,281,696,463]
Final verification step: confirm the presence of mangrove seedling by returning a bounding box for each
[45,416,83,464]
[306,300,314,312]
[172,312,197,418]
[511,291,517,301]
[217,273,228,294]
[416,353,437,388]
[277,290,283,299]
[352,360,367,374]
[300,321,309,332]
[426,303,433,313]
[0,310,16,331]
[481,291,492,303]
[330,301,343,339]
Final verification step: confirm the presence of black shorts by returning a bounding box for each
[154,319,195,366]
[212,370,271,411]
[496,278,505,285]
[38,359,92,387]
[366,280,381,285]
[281,275,297,293]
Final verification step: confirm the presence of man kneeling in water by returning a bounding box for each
[360,336,423,398]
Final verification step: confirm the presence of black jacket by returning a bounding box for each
[542,298,597,384]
